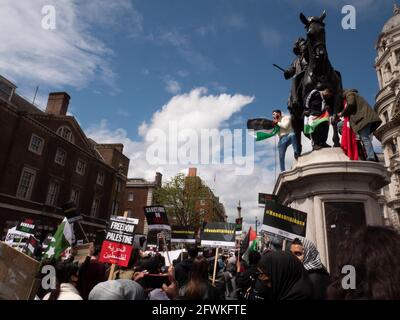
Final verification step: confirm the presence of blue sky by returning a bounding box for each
[0,0,395,227]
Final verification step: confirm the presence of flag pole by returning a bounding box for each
[212,247,219,286]
[282,238,287,251]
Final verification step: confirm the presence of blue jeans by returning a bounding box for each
[278,132,300,172]
[358,123,375,160]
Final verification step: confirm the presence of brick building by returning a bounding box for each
[122,173,162,234]
[185,168,227,224]
[0,75,129,241]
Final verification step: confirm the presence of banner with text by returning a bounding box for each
[99,215,138,267]
[144,206,171,248]
[261,201,307,240]
[200,222,236,248]
[171,226,196,244]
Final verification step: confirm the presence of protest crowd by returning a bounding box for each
[2,209,399,301]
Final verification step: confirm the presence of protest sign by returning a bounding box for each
[261,200,307,241]
[160,249,184,266]
[258,193,278,205]
[5,226,31,250]
[0,241,40,300]
[22,235,39,257]
[200,222,236,248]
[16,218,36,234]
[144,206,171,249]
[171,226,196,244]
[99,215,137,267]
[73,242,93,264]
[235,218,243,237]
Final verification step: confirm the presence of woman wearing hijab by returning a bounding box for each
[253,251,313,301]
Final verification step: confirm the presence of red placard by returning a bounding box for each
[99,240,133,267]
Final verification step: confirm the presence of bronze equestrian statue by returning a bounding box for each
[286,11,343,151]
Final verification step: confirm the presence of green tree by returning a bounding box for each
[154,173,209,227]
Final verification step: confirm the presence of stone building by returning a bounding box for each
[374,4,400,229]
[0,75,129,241]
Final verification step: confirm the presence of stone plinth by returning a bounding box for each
[273,147,390,270]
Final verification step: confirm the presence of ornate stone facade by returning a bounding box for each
[374,4,400,229]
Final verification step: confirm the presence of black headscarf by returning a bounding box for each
[256,251,313,300]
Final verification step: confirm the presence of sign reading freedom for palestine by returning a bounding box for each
[261,200,307,240]
[171,226,196,244]
[201,222,236,248]
[99,215,138,267]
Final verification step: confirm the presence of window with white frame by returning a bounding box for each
[91,198,100,217]
[16,167,36,199]
[96,171,105,186]
[54,148,66,166]
[128,192,134,201]
[200,199,206,206]
[111,200,119,215]
[57,126,74,143]
[70,188,80,204]
[199,208,206,215]
[46,180,60,206]
[28,134,44,155]
[76,159,86,175]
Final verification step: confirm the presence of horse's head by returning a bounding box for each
[300,11,327,59]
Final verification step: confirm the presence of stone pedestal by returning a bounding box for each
[273,148,390,271]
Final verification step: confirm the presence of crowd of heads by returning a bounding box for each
[35,225,400,301]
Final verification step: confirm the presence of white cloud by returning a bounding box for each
[85,88,269,227]
[164,78,182,95]
[0,0,142,89]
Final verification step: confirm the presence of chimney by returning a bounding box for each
[155,172,162,187]
[188,168,197,177]
[46,92,70,116]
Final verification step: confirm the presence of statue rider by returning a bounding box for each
[283,37,308,154]
[284,37,308,110]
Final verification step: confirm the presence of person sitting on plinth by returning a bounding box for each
[304,87,333,150]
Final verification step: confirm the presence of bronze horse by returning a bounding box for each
[291,11,343,149]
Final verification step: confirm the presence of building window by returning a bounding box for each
[46,181,60,206]
[199,208,206,215]
[28,134,44,155]
[111,200,119,215]
[0,80,15,101]
[76,159,86,175]
[127,209,133,217]
[97,172,105,186]
[200,199,206,206]
[91,198,100,217]
[115,180,122,193]
[128,192,134,201]
[57,126,74,143]
[54,148,66,166]
[16,167,36,199]
[70,188,80,204]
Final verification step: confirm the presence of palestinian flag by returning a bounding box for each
[304,111,329,135]
[42,217,74,260]
[241,227,258,264]
[247,118,280,141]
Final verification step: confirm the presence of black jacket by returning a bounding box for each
[174,259,193,288]
[308,269,330,300]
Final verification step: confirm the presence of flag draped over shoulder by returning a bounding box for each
[341,100,358,160]
[42,217,74,260]
[247,118,280,141]
[303,111,329,135]
[241,227,258,264]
